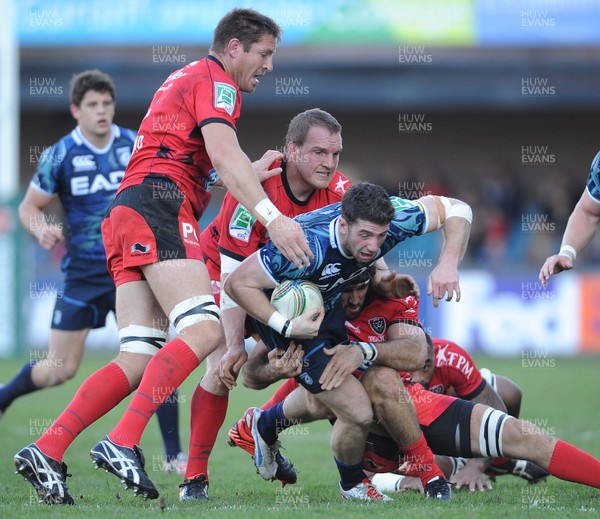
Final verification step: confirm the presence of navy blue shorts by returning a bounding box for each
[51,261,115,331]
[252,301,348,394]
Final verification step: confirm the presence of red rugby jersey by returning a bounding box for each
[119,56,241,219]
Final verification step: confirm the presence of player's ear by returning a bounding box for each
[69,103,80,120]
[227,38,243,58]
[286,141,298,161]
[339,216,348,234]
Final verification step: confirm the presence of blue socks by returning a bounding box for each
[0,362,40,412]
[257,402,293,445]
[336,458,366,490]
[154,390,182,459]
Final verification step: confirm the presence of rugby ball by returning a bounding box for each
[271,280,323,319]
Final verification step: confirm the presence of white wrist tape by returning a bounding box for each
[446,203,473,224]
[254,198,282,228]
[268,311,292,337]
[559,245,577,261]
[358,342,378,362]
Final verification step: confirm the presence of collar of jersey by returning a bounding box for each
[72,124,117,154]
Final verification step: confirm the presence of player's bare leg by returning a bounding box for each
[91,259,222,499]
[31,329,89,387]
[469,403,600,489]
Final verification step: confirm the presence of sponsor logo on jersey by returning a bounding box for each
[435,344,474,379]
[71,171,123,196]
[320,262,341,279]
[333,177,350,194]
[214,82,237,116]
[298,372,313,386]
[181,222,199,246]
[390,197,415,212]
[368,317,386,335]
[229,204,256,243]
[131,242,151,255]
[72,154,96,172]
[345,321,361,334]
[115,146,132,167]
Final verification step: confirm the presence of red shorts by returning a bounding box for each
[102,177,204,286]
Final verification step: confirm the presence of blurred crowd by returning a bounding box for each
[3,159,598,273]
[380,160,598,270]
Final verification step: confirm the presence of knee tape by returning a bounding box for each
[479,407,509,458]
[119,325,167,356]
[169,295,220,333]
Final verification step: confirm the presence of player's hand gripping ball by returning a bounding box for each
[271,280,323,320]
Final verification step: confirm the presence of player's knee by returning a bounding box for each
[170,295,220,334]
[340,399,372,429]
[170,295,222,352]
[354,405,374,429]
[362,366,402,407]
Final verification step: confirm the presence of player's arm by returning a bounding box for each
[370,322,428,371]
[202,122,311,267]
[539,189,600,285]
[222,252,324,339]
[417,195,472,308]
[320,322,428,391]
[18,186,64,250]
[242,340,303,390]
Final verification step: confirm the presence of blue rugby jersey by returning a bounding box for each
[258,197,428,311]
[586,150,600,203]
[31,124,136,265]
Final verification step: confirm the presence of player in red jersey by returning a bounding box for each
[13,8,315,505]
[233,272,600,495]
[183,108,350,498]
[405,337,547,490]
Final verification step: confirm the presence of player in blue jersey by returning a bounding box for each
[224,181,472,501]
[6,70,186,491]
[540,150,600,285]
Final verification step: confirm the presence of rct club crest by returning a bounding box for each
[369,317,386,335]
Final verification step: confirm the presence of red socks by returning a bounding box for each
[185,386,229,480]
[400,432,445,486]
[548,440,600,489]
[109,338,199,448]
[261,378,299,410]
[36,362,131,461]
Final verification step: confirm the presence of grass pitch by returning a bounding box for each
[0,352,598,518]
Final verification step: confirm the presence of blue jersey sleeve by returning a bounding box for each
[31,141,66,195]
[585,151,600,203]
[387,197,427,241]
[258,232,320,283]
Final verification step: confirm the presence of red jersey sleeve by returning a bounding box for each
[388,295,420,325]
[431,339,485,399]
